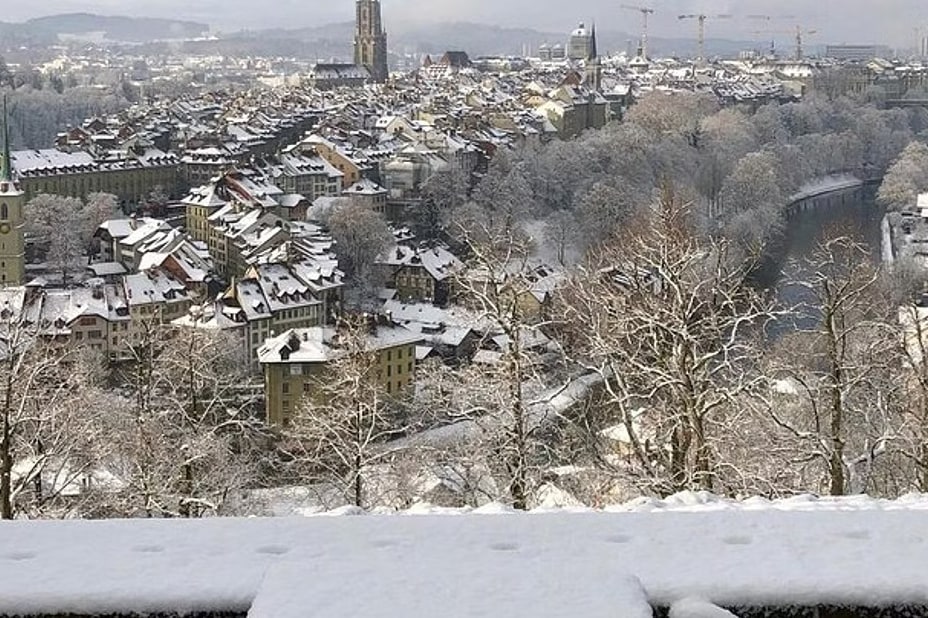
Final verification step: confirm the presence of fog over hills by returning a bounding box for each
[222,21,759,60]
[0,12,208,44]
[0,12,767,60]
[1,0,921,47]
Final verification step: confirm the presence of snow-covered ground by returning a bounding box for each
[5,492,928,616]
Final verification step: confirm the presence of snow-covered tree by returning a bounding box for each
[285,317,411,508]
[764,236,900,496]
[81,192,120,247]
[0,317,108,518]
[878,141,928,212]
[24,194,84,284]
[561,187,777,495]
[103,320,265,517]
[326,200,392,288]
[415,165,470,240]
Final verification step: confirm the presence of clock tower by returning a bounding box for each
[0,96,24,287]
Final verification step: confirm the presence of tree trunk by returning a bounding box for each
[353,452,363,508]
[826,309,846,496]
[508,326,528,511]
[0,410,11,520]
[1,368,15,520]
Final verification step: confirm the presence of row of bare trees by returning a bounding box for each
[3,192,926,515]
[272,186,928,511]
[0,314,268,519]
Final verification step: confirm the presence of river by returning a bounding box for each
[754,186,884,337]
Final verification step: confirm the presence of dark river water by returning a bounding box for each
[754,187,884,336]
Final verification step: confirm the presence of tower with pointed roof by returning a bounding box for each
[354,0,389,83]
[584,22,603,91]
[0,96,25,286]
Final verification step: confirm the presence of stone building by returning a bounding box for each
[0,99,25,286]
[257,320,421,426]
[354,0,389,83]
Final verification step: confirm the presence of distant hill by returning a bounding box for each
[0,13,209,47]
[221,20,759,60]
[0,12,762,60]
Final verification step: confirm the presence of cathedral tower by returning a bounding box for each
[0,97,25,287]
[354,0,389,83]
[584,22,603,91]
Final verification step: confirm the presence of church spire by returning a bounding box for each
[0,96,10,183]
[588,21,598,61]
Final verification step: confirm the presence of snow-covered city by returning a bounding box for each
[3,0,928,615]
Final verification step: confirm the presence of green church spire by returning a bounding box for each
[0,96,10,182]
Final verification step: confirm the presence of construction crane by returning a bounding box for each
[794,26,817,61]
[747,14,798,58]
[620,4,655,59]
[678,14,733,63]
[751,25,817,60]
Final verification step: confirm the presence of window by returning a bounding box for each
[303,383,312,394]
[387,365,392,377]
[0,203,7,220]
[387,350,392,362]
[408,362,413,373]
[289,365,301,376]
[282,382,290,394]
[89,330,102,340]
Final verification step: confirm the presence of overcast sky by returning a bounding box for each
[3,1,923,47]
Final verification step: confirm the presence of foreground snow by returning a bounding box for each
[5,492,928,616]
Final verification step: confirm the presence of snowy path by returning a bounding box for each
[789,174,864,204]
[4,494,928,616]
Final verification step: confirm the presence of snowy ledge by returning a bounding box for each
[5,492,928,617]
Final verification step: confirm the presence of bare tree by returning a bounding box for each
[104,319,265,517]
[81,192,120,247]
[471,149,535,238]
[560,187,777,495]
[441,212,568,509]
[24,194,84,284]
[415,165,470,240]
[0,315,106,519]
[285,318,411,508]
[326,201,392,288]
[765,236,900,496]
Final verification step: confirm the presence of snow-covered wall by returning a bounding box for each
[5,493,928,617]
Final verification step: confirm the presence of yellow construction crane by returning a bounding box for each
[678,13,733,63]
[620,4,655,59]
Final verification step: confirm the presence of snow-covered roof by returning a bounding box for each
[6,495,928,616]
[257,324,422,365]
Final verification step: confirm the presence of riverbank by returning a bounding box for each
[753,178,880,293]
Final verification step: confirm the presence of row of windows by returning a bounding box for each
[384,347,413,362]
[281,375,412,400]
[382,362,414,378]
